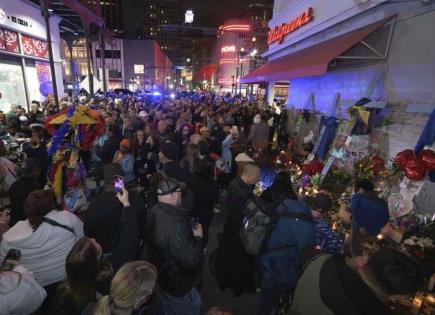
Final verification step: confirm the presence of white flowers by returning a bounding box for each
[403,236,434,248]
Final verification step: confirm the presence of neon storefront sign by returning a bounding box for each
[267,7,313,45]
[222,24,251,32]
[221,45,236,53]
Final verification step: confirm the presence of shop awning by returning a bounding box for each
[240,17,393,84]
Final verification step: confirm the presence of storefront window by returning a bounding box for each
[0,56,26,112]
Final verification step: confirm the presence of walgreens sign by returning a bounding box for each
[267,7,313,45]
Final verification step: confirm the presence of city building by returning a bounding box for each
[0,0,64,111]
[241,0,435,111]
[159,24,217,89]
[99,0,123,35]
[142,0,184,63]
[61,38,90,91]
[89,38,174,91]
[241,0,435,160]
[216,3,272,95]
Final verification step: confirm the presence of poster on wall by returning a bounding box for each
[35,61,53,97]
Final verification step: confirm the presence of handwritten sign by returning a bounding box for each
[413,180,435,217]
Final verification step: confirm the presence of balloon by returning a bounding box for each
[418,149,435,171]
[405,158,426,181]
[395,149,415,170]
[372,156,384,172]
[302,161,323,176]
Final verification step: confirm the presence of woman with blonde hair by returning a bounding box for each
[93,261,159,315]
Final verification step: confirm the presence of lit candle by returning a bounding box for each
[377,234,384,240]
[426,294,435,305]
[413,296,422,308]
[332,222,337,230]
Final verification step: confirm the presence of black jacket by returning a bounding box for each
[225,177,254,229]
[214,177,257,295]
[83,191,145,254]
[190,173,218,218]
[146,202,204,297]
[293,252,391,315]
[96,135,121,164]
[162,161,191,186]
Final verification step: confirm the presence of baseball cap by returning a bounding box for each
[157,177,182,196]
[235,152,254,163]
[104,163,124,185]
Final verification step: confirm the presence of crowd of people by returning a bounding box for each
[0,92,424,315]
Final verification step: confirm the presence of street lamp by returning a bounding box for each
[235,47,245,95]
[250,49,258,57]
[252,37,256,42]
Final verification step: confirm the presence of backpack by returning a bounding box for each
[239,198,314,256]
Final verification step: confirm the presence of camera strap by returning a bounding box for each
[42,217,75,235]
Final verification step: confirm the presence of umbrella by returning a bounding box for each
[49,114,97,125]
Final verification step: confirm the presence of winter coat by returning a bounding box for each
[0,210,84,287]
[0,265,47,315]
[258,199,315,289]
[113,152,135,183]
[248,121,270,150]
[96,135,122,165]
[214,177,257,295]
[162,161,191,186]
[290,253,391,315]
[146,202,204,297]
[221,134,234,174]
[83,191,145,254]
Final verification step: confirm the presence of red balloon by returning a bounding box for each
[372,156,384,172]
[395,149,415,170]
[405,158,426,181]
[302,161,323,175]
[418,149,435,171]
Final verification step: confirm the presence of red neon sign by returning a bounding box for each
[222,24,251,32]
[267,7,313,45]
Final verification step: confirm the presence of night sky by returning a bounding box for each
[183,0,273,28]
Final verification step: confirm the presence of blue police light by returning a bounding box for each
[170,93,175,99]
[152,91,161,96]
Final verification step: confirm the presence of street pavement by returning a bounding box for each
[200,206,260,314]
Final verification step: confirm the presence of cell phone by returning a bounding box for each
[1,249,21,271]
[114,176,124,193]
